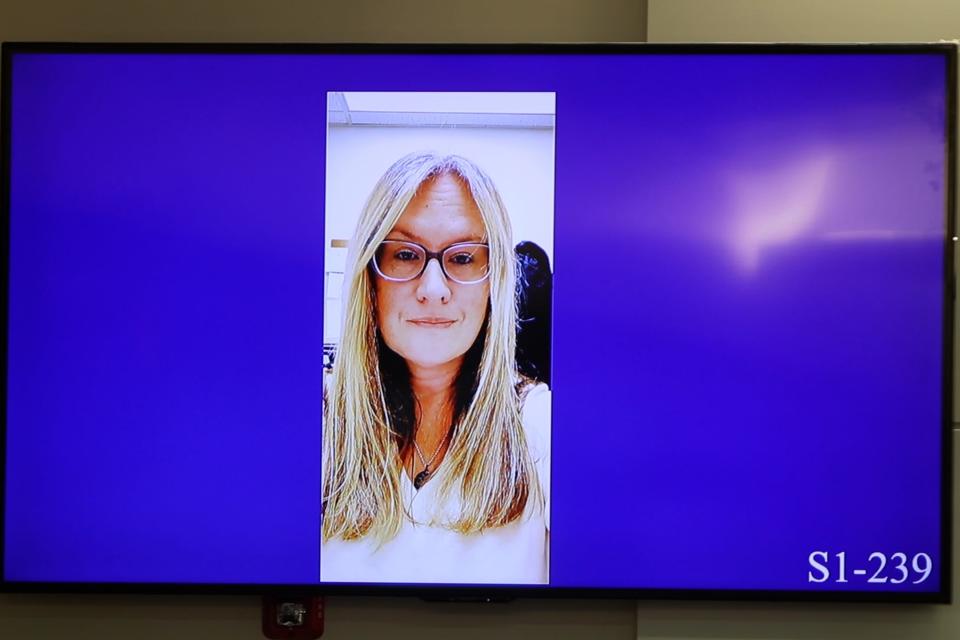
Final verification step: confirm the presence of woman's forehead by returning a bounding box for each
[389,174,486,246]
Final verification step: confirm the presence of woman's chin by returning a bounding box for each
[397,348,467,372]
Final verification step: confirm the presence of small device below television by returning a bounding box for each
[0,42,954,602]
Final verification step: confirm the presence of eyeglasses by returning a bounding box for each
[373,240,490,285]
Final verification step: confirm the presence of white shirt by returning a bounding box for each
[320,383,551,585]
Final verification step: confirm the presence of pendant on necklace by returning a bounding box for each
[413,468,430,490]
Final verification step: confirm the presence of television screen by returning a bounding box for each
[0,43,953,601]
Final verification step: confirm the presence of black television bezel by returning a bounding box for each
[0,41,955,604]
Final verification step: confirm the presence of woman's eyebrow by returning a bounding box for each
[386,228,422,242]
[387,228,486,244]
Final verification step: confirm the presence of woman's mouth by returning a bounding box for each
[407,317,457,328]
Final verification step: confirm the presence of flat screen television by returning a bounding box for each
[0,43,954,602]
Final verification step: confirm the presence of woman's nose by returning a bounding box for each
[416,258,451,303]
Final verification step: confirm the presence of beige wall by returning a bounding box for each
[648,0,959,42]
[0,0,646,43]
[0,593,638,639]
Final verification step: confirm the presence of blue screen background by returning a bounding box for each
[3,51,948,591]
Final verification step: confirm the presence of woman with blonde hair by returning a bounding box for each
[321,152,550,585]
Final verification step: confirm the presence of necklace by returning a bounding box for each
[411,430,449,490]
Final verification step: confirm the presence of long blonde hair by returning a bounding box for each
[322,152,540,543]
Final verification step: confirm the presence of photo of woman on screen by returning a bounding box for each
[320,152,551,585]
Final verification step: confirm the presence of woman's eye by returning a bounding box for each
[395,250,420,261]
[448,252,474,265]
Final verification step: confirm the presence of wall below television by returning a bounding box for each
[0,1,958,639]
